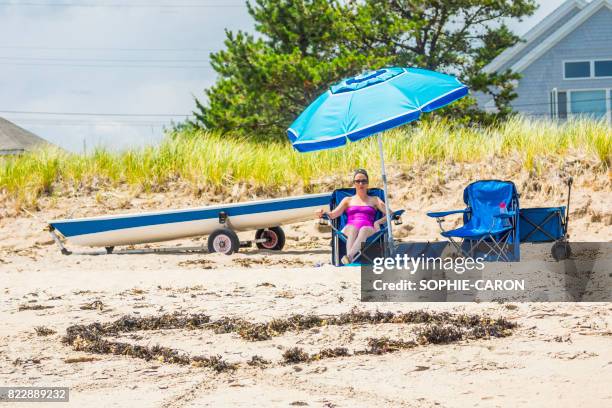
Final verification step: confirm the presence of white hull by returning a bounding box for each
[49,193,329,248]
[70,206,322,247]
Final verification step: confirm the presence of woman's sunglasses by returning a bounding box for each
[353,179,369,185]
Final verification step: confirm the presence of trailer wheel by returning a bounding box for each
[255,227,285,251]
[551,241,571,261]
[208,228,240,255]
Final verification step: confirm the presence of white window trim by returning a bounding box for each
[561,87,612,124]
[563,59,612,80]
[550,88,559,119]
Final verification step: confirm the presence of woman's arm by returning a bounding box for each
[373,197,389,227]
[316,197,350,220]
[327,197,350,219]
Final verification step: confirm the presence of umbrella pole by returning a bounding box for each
[377,133,394,256]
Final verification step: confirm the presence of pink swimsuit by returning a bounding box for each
[346,205,376,229]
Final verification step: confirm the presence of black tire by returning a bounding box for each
[207,228,240,255]
[105,246,114,254]
[551,241,571,261]
[255,227,285,251]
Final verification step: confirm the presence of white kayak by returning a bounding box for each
[48,193,330,254]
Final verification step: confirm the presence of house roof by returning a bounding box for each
[509,0,612,73]
[483,0,587,74]
[0,117,51,154]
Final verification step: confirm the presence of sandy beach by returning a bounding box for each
[1,172,611,407]
[2,0,612,405]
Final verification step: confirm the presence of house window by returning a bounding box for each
[569,90,607,120]
[594,60,612,77]
[551,89,610,122]
[565,61,590,78]
[564,60,612,79]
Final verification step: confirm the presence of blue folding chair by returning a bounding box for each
[427,180,520,261]
[322,188,404,266]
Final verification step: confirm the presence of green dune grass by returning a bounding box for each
[1,117,610,208]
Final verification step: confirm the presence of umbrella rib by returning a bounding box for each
[343,91,356,139]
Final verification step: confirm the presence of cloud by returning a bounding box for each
[0,2,252,152]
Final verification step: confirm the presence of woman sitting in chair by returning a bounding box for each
[316,169,389,264]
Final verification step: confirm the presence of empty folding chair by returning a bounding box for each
[427,180,520,261]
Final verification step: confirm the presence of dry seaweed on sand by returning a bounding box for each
[246,355,270,367]
[18,304,54,311]
[61,312,235,372]
[283,347,350,364]
[206,308,517,342]
[416,325,464,345]
[282,347,311,364]
[362,337,418,355]
[62,312,211,340]
[62,328,235,372]
[34,326,56,336]
[101,312,211,335]
[205,316,248,335]
[310,347,350,360]
[60,310,517,371]
[463,319,516,339]
[80,300,105,311]
[281,317,517,364]
[191,355,237,372]
[177,259,214,269]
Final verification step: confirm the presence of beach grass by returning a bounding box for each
[1,117,610,208]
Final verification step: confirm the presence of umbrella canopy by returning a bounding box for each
[287,67,468,255]
[287,67,468,152]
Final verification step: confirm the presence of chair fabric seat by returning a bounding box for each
[365,232,382,242]
[441,225,512,239]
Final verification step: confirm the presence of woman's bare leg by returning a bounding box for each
[347,226,375,261]
[342,225,358,260]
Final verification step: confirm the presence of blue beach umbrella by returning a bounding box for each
[287,67,468,251]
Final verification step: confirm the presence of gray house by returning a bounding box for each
[482,0,612,123]
[0,117,52,155]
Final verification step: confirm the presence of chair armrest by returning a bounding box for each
[319,214,348,239]
[426,209,470,218]
[391,209,405,225]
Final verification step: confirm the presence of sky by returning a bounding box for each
[0,0,562,152]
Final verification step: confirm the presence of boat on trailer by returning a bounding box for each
[48,193,330,255]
